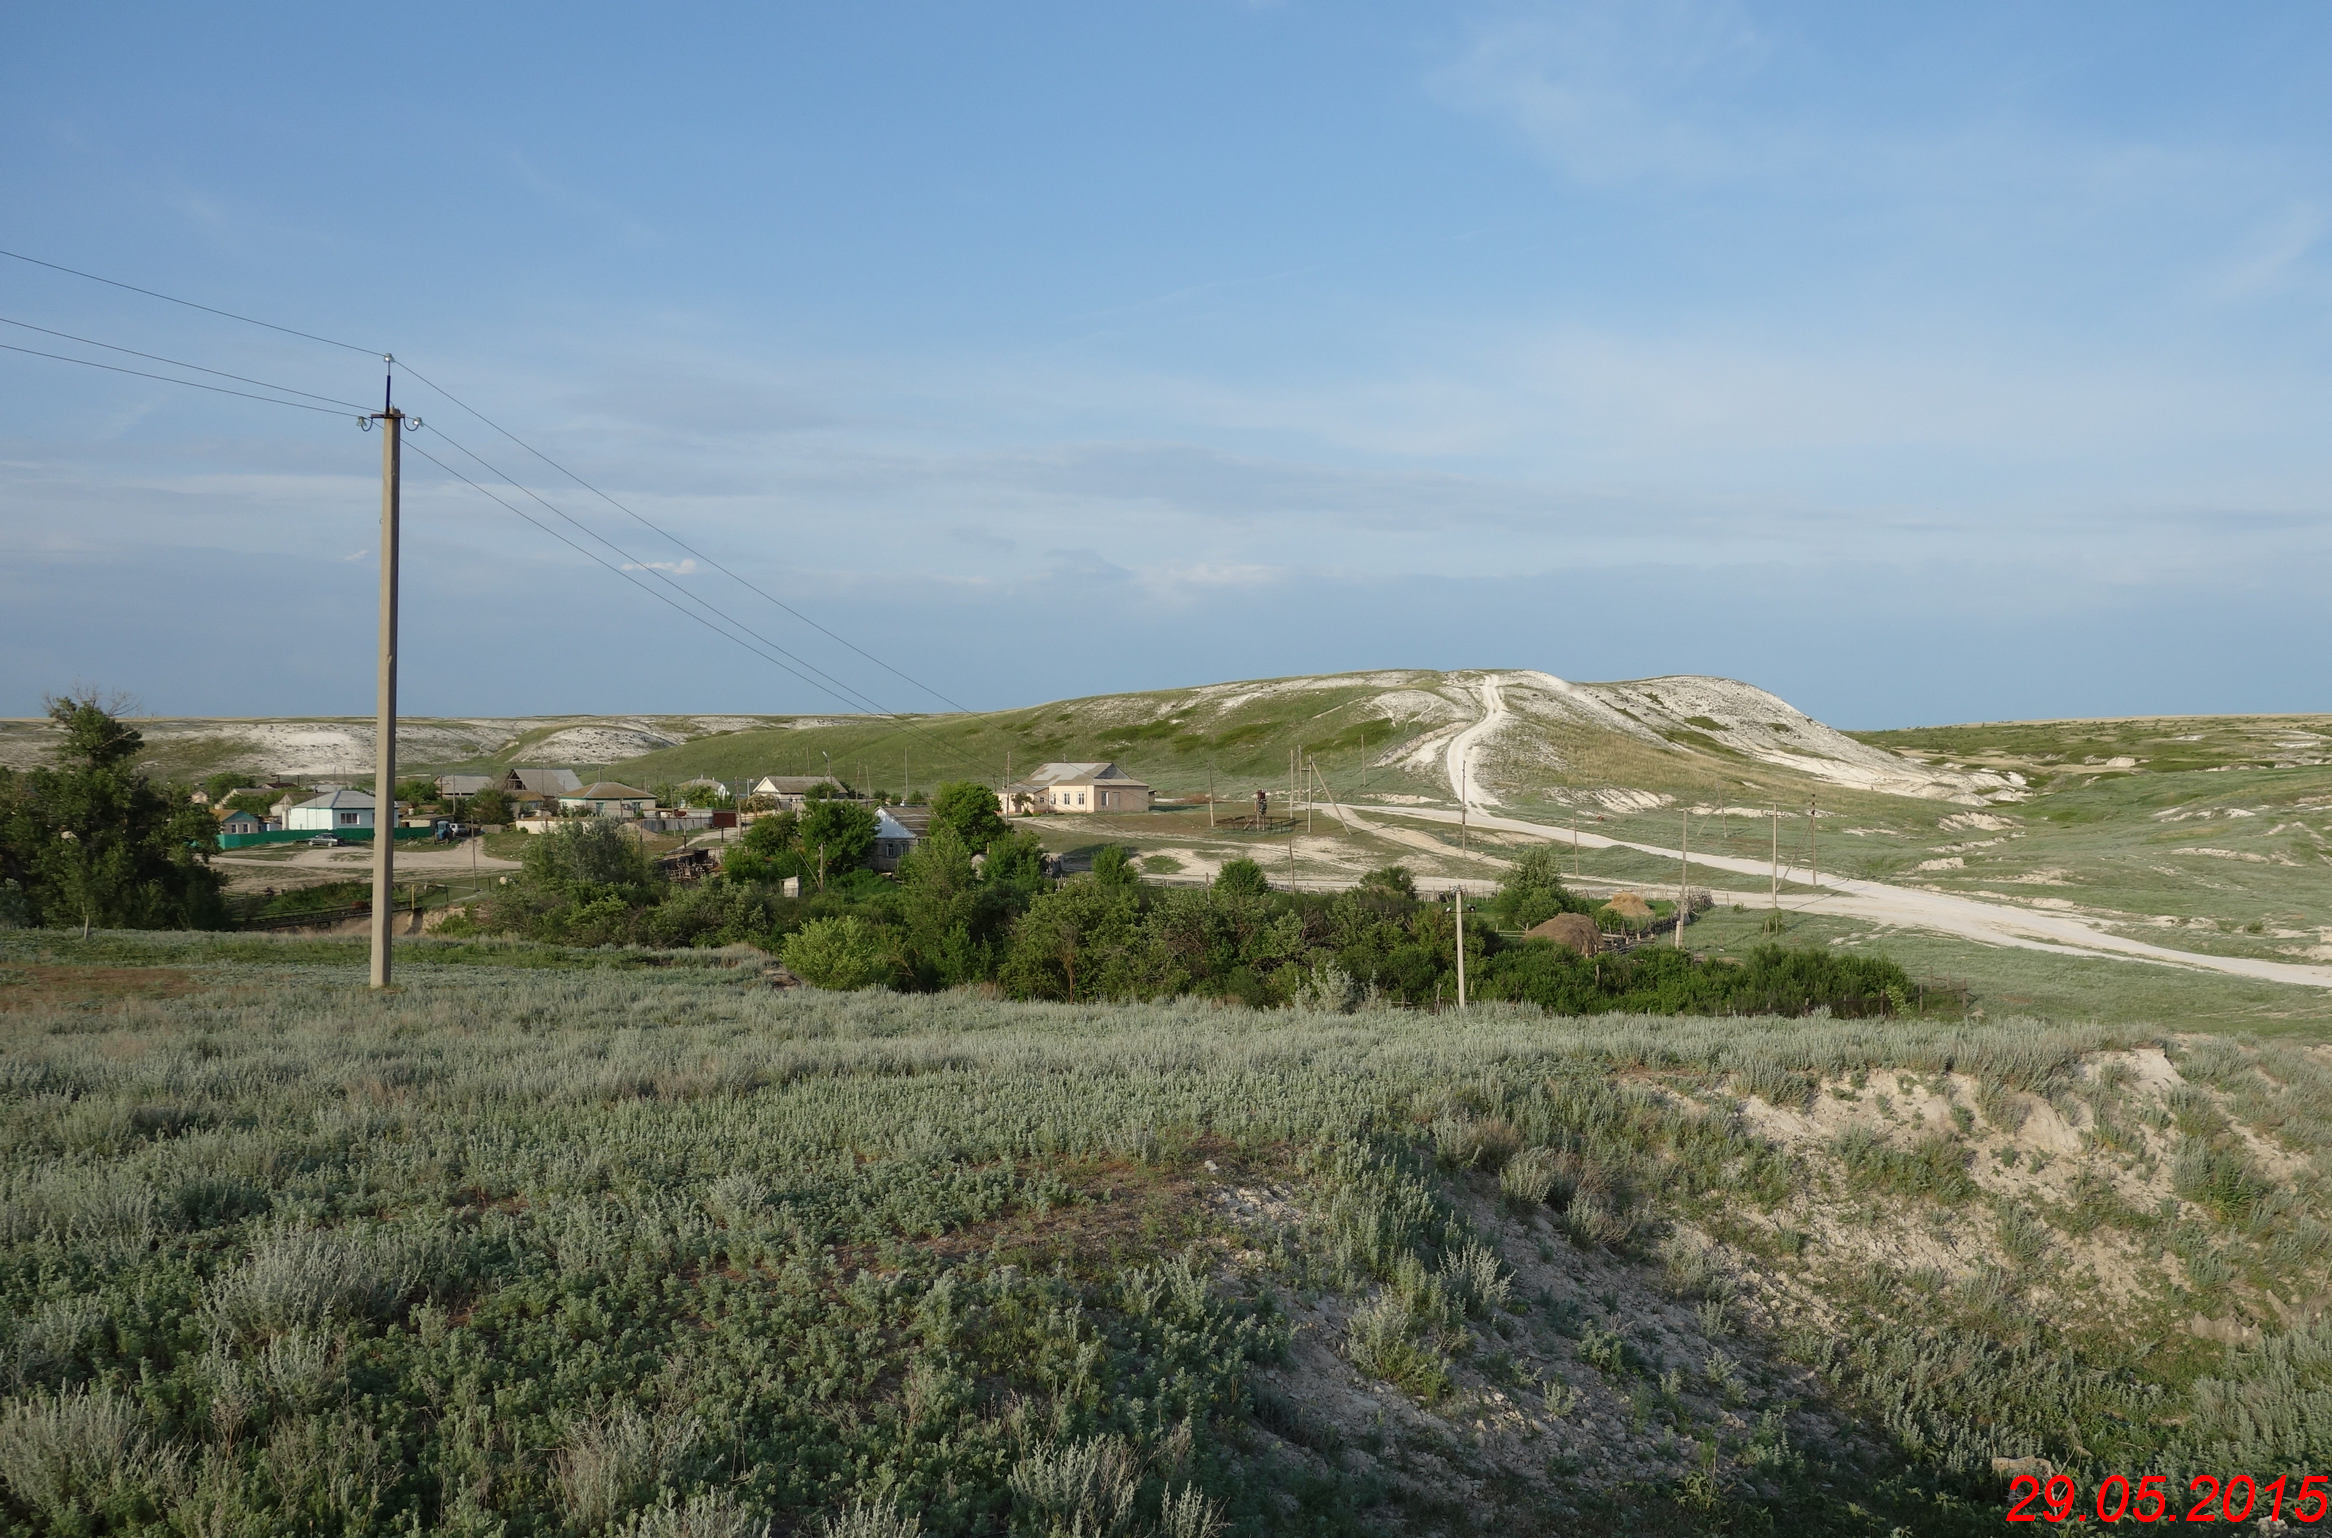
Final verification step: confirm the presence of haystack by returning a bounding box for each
[1601,891,1654,922]
[1525,912,1602,957]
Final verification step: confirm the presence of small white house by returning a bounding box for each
[870,808,920,872]
[748,775,848,811]
[557,782,656,818]
[285,788,375,832]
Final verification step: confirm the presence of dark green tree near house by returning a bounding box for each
[929,779,1009,852]
[0,693,225,935]
[722,810,802,884]
[799,799,878,890]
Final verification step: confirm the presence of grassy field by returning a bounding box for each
[3,931,2329,1535]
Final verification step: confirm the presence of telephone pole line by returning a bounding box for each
[367,374,405,990]
[1454,884,1467,1009]
[1675,810,1689,948]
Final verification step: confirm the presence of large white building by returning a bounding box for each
[284,788,375,832]
[998,762,1153,815]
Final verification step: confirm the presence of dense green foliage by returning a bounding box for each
[0,697,224,934]
[479,825,1918,1017]
[929,781,1009,853]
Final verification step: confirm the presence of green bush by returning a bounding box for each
[782,915,903,990]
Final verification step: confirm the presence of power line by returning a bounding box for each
[0,246,381,355]
[403,438,871,710]
[415,421,902,720]
[407,429,1000,782]
[0,340,356,417]
[0,315,370,411]
[0,247,1006,780]
[394,359,980,716]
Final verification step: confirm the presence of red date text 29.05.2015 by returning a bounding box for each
[2008,1472,2327,1524]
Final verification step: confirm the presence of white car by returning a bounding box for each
[307,834,343,848]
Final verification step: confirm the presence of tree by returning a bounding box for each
[1213,858,1270,898]
[202,771,244,804]
[722,811,801,885]
[1090,843,1139,890]
[519,817,658,898]
[929,780,1008,852]
[981,829,1050,886]
[0,693,225,935]
[1357,864,1416,900]
[799,799,878,890]
[1495,845,1584,930]
[466,785,512,826]
[895,822,996,986]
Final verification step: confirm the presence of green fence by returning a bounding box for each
[217,827,440,849]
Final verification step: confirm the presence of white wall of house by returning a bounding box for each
[286,802,373,831]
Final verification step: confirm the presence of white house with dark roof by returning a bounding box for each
[747,775,849,810]
[285,788,375,832]
[998,762,1152,816]
[557,782,657,818]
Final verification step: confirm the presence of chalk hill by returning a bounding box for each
[0,669,2030,810]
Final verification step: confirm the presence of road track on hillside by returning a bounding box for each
[1418,676,2332,991]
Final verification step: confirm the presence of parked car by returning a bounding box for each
[307,834,342,848]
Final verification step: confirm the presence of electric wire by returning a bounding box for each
[410,425,1001,781]
[2,244,975,724]
[415,421,904,720]
[0,247,1005,779]
[0,340,357,417]
[0,315,371,411]
[394,359,980,716]
[403,439,876,712]
[0,246,382,355]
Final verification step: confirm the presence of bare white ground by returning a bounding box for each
[1375,801,2332,990]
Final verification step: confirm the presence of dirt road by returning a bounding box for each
[212,842,523,889]
[1404,687,2332,990]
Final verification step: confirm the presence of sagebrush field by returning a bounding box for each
[3,933,2329,1535]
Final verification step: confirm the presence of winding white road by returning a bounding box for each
[1399,675,2332,991]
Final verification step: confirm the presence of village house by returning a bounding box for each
[557,782,657,818]
[998,762,1153,816]
[747,775,850,811]
[498,767,584,807]
[870,807,920,872]
[218,808,277,836]
[285,788,375,833]
[435,774,494,798]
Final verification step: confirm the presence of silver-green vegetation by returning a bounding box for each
[2,931,2329,1535]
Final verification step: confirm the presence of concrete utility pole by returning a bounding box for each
[1809,795,1819,896]
[1454,884,1467,1009]
[367,372,405,990]
[1769,802,1779,910]
[1675,810,1689,948]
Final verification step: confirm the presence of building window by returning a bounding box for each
[339,812,358,826]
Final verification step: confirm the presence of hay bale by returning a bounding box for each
[1602,891,1654,922]
[1525,912,1601,957]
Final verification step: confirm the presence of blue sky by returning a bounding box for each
[4,2,2330,728]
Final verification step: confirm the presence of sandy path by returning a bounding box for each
[1400,674,2332,990]
[1445,672,1510,811]
[213,844,523,885]
[1373,801,2332,989]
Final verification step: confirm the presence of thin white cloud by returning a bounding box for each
[1428,1,1772,185]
